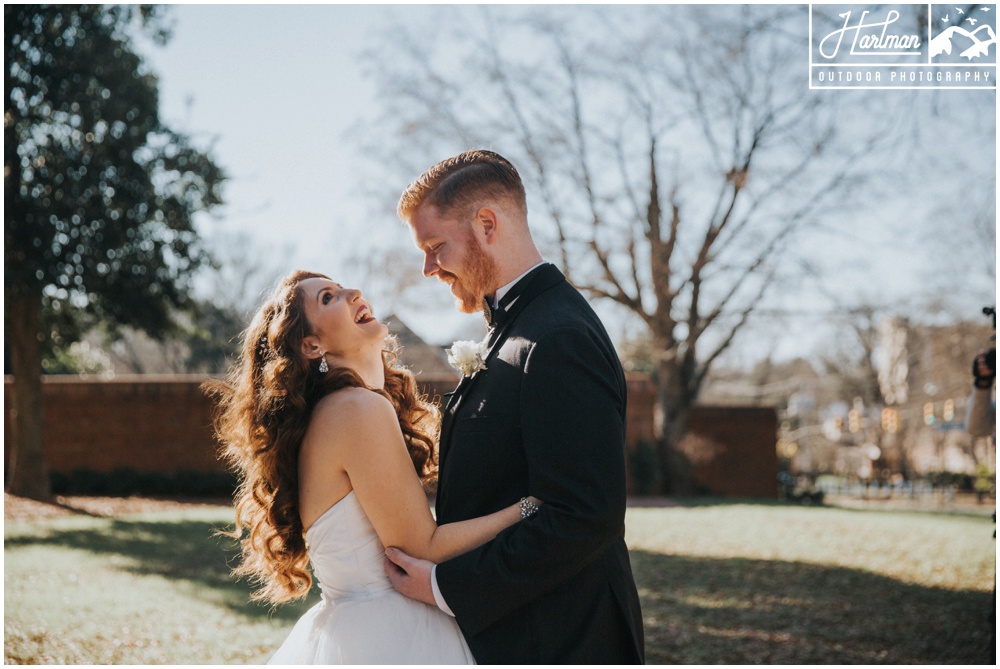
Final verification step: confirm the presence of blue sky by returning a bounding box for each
[146,4,382,267]
[139,3,997,361]
[143,4,502,344]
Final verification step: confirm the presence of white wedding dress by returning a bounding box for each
[268,491,475,665]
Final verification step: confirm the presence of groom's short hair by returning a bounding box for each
[397,150,527,223]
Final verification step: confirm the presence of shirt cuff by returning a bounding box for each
[430,564,456,617]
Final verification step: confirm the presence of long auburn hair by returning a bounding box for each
[205,270,439,604]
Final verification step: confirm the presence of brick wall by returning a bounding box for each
[685,406,779,498]
[4,375,223,474]
[5,375,777,498]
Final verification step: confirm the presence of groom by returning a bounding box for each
[385,150,644,664]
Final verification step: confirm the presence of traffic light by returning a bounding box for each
[923,402,936,426]
[943,399,955,422]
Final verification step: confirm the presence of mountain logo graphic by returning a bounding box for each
[931,24,997,59]
[931,5,996,62]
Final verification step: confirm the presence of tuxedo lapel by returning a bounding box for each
[439,358,493,464]
[438,264,566,467]
[483,264,562,353]
[439,373,474,464]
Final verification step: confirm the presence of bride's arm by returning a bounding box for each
[308,388,537,564]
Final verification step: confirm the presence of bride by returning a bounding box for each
[207,270,539,664]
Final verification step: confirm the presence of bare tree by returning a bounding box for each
[822,305,891,408]
[362,5,908,491]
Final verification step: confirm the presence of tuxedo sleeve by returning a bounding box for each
[435,326,628,634]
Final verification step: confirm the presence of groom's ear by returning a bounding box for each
[300,335,322,359]
[475,207,499,243]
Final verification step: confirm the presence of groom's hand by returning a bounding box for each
[384,547,436,606]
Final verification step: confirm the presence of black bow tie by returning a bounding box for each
[483,297,507,331]
[482,264,549,332]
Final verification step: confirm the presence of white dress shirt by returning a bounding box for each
[492,261,545,309]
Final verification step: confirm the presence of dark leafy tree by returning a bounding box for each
[5,5,225,499]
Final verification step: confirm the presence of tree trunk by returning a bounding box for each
[5,291,51,501]
[655,356,699,496]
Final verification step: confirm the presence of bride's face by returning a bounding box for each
[298,277,388,364]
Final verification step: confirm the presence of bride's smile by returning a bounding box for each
[354,303,375,324]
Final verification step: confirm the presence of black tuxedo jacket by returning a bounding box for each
[435,264,645,664]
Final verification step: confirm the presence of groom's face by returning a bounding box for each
[407,204,499,314]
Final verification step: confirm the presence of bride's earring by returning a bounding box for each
[318,353,329,374]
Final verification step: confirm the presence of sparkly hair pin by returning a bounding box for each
[257,334,269,357]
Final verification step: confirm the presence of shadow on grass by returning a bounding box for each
[7,518,994,663]
[4,518,317,622]
[631,549,995,664]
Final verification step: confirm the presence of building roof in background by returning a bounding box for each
[385,314,460,381]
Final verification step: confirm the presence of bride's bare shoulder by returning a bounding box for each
[310,387,396,434]
[304,389,402,469]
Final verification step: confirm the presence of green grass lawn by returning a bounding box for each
[5,501,995,664]
[626,502,995,663]
[4,507,318,664]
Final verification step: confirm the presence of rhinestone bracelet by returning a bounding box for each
[519,497,539,520]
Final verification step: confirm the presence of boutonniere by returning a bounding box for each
[447,340,488,377]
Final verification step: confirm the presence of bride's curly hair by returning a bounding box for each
[204,269,439,605]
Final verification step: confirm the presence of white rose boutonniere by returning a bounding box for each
[447,340,488,377]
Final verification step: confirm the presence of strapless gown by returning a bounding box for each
[268,491,475,664]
